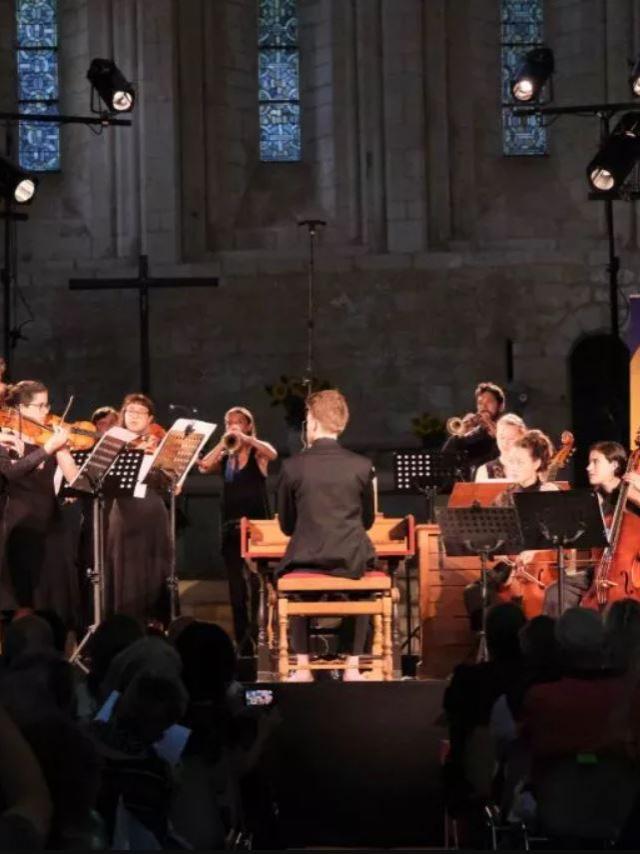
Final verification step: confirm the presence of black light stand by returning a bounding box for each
[514,100,640,343]
[0,109,131,375]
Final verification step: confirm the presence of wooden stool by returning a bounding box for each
[276,571,394,681]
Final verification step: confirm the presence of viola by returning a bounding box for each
[126,424,166,454]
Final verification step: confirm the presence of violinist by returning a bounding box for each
[0,381,80,627]
[463,429,558,628]
[442,381,505,475]
[198,406,277,655]
[105,393,170,627]
[91,406,118,435]
[475,413,526,482]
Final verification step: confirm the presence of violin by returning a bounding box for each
[0,407,97,451]
[126,424,166,454]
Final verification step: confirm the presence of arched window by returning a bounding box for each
[501,0,547,156]
[15,0,60,171]
[258,0,301,162]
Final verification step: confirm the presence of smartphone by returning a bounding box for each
[244,688,275,707]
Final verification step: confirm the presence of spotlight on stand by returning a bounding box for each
[587,112,640,193]
[631,55,640,97]
[511,47,554,102]
[0,156,37,204]
[87,58,135,114]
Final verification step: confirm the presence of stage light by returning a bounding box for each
[631,55,640,97]
[511,47,554,102]
[87,58,135,113]
[0,156,37,204]
[587,113,640,192]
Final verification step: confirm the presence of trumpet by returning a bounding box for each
[446,413,492,437]
[222,431,242,454]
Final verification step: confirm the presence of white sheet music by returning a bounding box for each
[137,417,217,495]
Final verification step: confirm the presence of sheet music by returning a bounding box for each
[141,418,217,492]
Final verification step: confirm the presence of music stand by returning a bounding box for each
[67,427,138,667]
[142,418,216,621]
[513,490,607,615]
[437,505,524,661]
[392,450,468,666]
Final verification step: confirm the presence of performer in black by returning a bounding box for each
[276,389,376,681]
[463,429,557,629]
[198,406,277,655]
[105,393,170,627]
[474,413,526,482]
[543,440,640,615]
[442,381,505,475]
[0,381,79,626]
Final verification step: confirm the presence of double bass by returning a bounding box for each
[581,445,640,610]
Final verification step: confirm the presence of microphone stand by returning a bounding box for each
[297,218,326,398]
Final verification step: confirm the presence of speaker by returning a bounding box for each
[257,680,447,847]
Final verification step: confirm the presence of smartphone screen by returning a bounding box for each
[244,688,275,707]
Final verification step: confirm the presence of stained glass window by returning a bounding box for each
[258,0,301,161]
[501,0,547,156]
[15,0,60,171]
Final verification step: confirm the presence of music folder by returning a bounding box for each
[141,417,217,495]
[66,426,138,496]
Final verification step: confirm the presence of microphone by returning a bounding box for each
[168,403,199,415]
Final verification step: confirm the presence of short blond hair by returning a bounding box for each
[307,389,349,435]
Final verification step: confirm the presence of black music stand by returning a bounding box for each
[437,505,524,662]
[392,450,468,668]
[68,428,139,667]
[513,490,607,615]
[142,417,216,622]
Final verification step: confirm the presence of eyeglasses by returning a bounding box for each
[125,407,149,416]
[25,402,50,410]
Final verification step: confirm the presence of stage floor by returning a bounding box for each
[250,679,448,849]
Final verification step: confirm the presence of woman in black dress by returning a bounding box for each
[0,380,79,626]
[198,407,277,654]
[105,393,170,627]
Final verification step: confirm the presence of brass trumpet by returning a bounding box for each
[222,431,242,454]
[446,413,486,437]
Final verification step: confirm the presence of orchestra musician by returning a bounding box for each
[0,381,80,627]
[105,393,169,627]
[198,406,277,655]
[543,441,640,615]
[276,389,376,682]
[442,381,506,475]
[91,406,119,435]
[474,412,526,482]
[464,429,558,628]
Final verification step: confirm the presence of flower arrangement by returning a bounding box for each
[410,412,447,445]
[265,375,333,428]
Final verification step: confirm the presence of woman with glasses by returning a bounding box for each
[105,393,170,627]
[0,380,79,625]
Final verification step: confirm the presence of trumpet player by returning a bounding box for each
[442,381,505,474]
[198,407,277,655]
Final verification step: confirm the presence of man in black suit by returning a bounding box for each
[277,389,376,681]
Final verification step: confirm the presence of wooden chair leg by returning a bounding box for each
[382,596,393,680]
[371,613,383,680]
[278,598,290,681]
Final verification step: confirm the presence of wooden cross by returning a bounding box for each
[69,255,219,393]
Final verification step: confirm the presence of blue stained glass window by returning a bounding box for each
[501,0,547,156]
[15,0,60,172]
[258,0,301,161]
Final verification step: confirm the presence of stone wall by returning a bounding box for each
[0,0,638,445]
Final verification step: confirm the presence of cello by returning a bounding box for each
[494,431,577,618]
[581,445,640,610]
